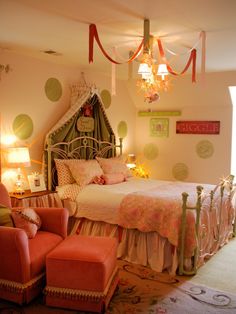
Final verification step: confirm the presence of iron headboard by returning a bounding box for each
[45,135,123,190]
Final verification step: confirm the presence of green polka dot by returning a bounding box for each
[100,89,111,109]
[13,114,33,140]
[117,121,128,138]
[172,163,189,181]
[196,140,214,159]
[143,143,158,160]
[45,78,62,102]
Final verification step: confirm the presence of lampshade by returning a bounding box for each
[138,63,152,76]
[7,147,31,168]
[157,63,169,79]
[126,154,136,169]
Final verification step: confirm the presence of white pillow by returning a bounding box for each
[68,160,103,187]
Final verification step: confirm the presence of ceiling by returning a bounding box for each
[1,0,236,79]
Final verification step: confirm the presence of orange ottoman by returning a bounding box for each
[44,235,119,313]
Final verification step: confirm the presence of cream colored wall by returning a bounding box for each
[1,50,235,187]
[125,72,236,184]
[0,51,135,190]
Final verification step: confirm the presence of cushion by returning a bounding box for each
[11,208,42,239]
[55,159,75,186]
[102,173,126,185]
[0,205,14,227]
[56,183,83,201]
[68,160,103,187]
[96,156,130,178]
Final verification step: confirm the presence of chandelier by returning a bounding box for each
[137,19,171,103]
[89,21,204,102]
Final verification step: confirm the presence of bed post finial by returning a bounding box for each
[47,136,52,191]
[119,138,123,155]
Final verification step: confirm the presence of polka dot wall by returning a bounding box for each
[138,114,217,181]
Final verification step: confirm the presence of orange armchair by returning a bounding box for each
[0,183,69,304]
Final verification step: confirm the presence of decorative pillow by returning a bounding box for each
[68,160,103,187]
[92,176,105,185]
[56,183,83,201]
[11,208,42,239]
[102,173,126,185]
[55,159,75,186]
[96,156,130,178]
[0,205,14,227]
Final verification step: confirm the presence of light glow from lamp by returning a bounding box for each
[7,147,31,194]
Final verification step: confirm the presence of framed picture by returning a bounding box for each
[150,118,169,137]
[28,174,46,193]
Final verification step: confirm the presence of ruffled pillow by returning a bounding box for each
[102,173,126,185]
[96,156,130,178]
[68,159,103,187]
[11,208,42,239]
[0,205,14,227]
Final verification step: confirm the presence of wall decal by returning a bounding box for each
[143,143,158,160]
[100,89,111,109]
[138,110,181,117]
[150,118,169,137]
[196,140,214,159]
[172,163,189,181]
[13,114,33,140]
[45,77,62,102]
[117,121,128,138]
[176,121,220,134]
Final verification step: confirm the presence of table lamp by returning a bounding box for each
[126,154,136,169]
[7,147,31,194]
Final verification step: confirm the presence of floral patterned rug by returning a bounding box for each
[0,260,236,314]
[108,260,236,313]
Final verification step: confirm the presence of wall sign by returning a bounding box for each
[176,121,220,134]
[77,117,94,132]
[138,110,181,117]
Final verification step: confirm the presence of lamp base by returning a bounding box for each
[13,188,25,195]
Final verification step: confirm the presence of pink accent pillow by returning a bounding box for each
[92,176,105,185]
[68,160,103,187]
[102,173,125,185]
[96,156,129,178]
[55,159,75,186]
[11,208,42,239]
[55,159,87,186]
[56,184,83,201]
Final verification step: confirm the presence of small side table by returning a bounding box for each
[10,190,63,208]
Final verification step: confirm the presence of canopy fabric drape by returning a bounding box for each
[43,89,116,188]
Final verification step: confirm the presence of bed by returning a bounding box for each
[43,90,236,276]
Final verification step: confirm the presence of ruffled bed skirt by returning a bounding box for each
[70,218,179,275]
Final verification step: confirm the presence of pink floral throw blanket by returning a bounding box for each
[118,181,233,258]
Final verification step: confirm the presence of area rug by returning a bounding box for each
[0,260,236,314]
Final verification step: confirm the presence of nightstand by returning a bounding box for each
[10,190,63,208]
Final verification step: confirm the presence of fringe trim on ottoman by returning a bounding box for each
[44,267,119,302]
[0,273,45,294]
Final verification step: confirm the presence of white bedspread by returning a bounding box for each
[73,177,215,226]
[74,177,168,223]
